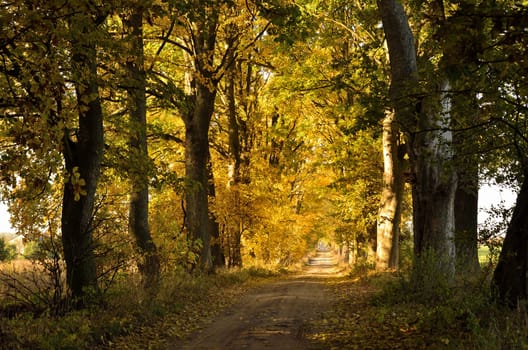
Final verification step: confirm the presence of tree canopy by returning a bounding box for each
[0,0,527,308]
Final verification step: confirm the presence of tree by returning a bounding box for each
[0,0,141,304]
[154,0,281,270]
[0,1,66,244]
[61,4,108,304]
[492,168,528,306]
[481,1,528,305]
[377,110,404,269]
[376,0,419,272]
[223,61,245,267]
[377,0,457,280]
[122,1,161,289]
[416,0,483,276]
[454,165,480,274]
[213,40,262,267]
[451,90,481,275]
[207,148,226,267]
[155,1,237,270]
[441,7,483,275]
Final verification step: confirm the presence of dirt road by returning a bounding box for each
[169,251,340,350]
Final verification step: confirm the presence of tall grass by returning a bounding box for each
[0,264,279,349]
[373,257,528,349]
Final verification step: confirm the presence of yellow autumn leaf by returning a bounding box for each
[69,166,87,201]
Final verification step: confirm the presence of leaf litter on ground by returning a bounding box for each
[305,271,528,350]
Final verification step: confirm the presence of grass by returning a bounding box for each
[308,268,528,350]
[0,263,281,350]
[478,245,491,265]
[2,256,525,350]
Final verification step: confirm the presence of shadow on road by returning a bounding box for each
[169,250,344,350]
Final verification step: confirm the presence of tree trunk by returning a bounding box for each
[378,0,457,281]
[376,110,403,270]
[377,0,419,125]
[207,150,225,268]
[177,7,223,272]
[184,83,216,271]
[61,24,103,305]
[455,167,480,275]
[492,171,528,306]
[377,0,418,272]
[412,80,457,280]
[124,7,160,289]
[225,61,244,268]
[426,0,480,277]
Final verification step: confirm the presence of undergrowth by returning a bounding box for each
[373,270,528,349]
[309,264,528,350]
[0,266,280,350]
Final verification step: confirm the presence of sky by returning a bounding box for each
[478,183,517,225]
[0,202,13,233]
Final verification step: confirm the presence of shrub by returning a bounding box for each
[23,240,44,260]
[0,237,16,261]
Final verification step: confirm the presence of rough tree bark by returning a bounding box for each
[177,4,229,272]
[184,81,217,271]
[455,166,480,275]
[376,0,417,272]
[61,14,104,305]
[378,0,457,280]
[432,0,479,277]
[412,80,457,279]
[493,169,528,306]
[376,110,404,269]
[124,5,160,289]
[451,91,480,275]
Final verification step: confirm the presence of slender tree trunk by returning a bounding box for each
[61,23,103,305]
[227,73,242,186]
[207,151,225,268]
[124,6,160,289]
[455,167,480,275]
[377,110,403,269]
[493,170,528,306]
[225,61,244,267]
